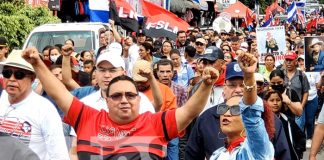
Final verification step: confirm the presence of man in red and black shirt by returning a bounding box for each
[22,46,220,160]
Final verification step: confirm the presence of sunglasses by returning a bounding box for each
[108,92,138,101]
[195,42,204,46]
[217,104,241,116]
[2,69,31,80]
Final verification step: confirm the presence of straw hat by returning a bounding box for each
[0,50,34,73]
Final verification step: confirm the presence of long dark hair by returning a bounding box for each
[140,42,153,56]
[269,69,285,81]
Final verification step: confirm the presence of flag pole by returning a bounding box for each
[255,0,260,27]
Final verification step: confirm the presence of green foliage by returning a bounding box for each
[0,1,60,50]
[239,0,274,14]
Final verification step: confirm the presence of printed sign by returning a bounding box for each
[256,26,286,65]
[304,36,324,72]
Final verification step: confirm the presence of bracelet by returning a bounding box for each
[243,81,256,92]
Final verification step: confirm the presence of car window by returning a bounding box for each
[26,31,95,53]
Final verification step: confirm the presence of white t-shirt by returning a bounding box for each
[80,89,155,113]
[0,91,69,160]
[305,72,321,100]
[200,86,224,114]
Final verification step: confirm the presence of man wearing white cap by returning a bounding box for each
[60,45,155,113]
[0,50,69,159]
[80,51,155,113]
[308,38,324,71]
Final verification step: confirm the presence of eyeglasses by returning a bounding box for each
[224,55,232,59]
[195,42,204,46]
[108,92,138,101]
[217,104,241,116]
[257,81,264,86]
[2,69,31,80]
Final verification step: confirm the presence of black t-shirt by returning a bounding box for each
[283,88,300,118]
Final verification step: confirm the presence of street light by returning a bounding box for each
[235,9,240,30]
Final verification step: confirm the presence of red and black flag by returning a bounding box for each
[140,0,189,40]
[109,0,139,32]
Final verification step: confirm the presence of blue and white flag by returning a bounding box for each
[89,0,109,22]
[262,15,273,27]
[286,1,297,23]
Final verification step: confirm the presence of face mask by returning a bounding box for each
[50,55,60,63]
[271,84,285,94]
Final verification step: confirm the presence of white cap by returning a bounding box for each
[107,42,122,56]
[254,73,264,83]
[96,52,125,69]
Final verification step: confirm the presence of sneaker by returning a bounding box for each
[306,139,312,148]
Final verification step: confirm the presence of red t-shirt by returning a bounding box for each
[214,66,226,86]
[64,97,181,159]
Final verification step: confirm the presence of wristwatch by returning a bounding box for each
[243,81,256,92]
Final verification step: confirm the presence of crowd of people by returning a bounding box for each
[0,19,324,160]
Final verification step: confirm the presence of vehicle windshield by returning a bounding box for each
[26,31,95,53]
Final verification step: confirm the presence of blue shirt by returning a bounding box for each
[185,98,291,160]
[209,97,274,160]
[314,50,324,71]
[172,62,194,87]
[71,86,99,99]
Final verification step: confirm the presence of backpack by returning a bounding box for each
[280,113,306,159]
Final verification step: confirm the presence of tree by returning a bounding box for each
[239,0,274,14]
[0,0,60,50]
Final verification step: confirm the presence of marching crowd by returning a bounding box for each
[0,20,324,160]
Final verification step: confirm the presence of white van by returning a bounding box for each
[23,23,110,53]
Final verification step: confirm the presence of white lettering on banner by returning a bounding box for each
[118,7,139,20]
[146,21,179,33]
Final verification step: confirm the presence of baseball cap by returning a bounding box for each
[0,36,8,46]
[107,42,122,56]
[195,38,206,44]
[0,50,34,73]
[225,62,243,80]
[132,60,151,82]
[284,51,298,60]
[96,52,125,69]
[254,73,264,83]
[220,29,228,34]
[298,55,305,61]
[137,29,145,37]
[197,46,224,61]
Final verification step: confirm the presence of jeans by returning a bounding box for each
[305,96,319,139]
[166,138,179,160]
[295,113,305,132]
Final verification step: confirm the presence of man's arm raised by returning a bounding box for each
[22,47,73,114]
[176,67,219,132]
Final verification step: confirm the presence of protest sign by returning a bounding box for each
[256,26,286,65]
[304,36,324,72]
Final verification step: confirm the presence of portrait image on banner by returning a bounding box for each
[256,26,286,65]
[304,36,324,72]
